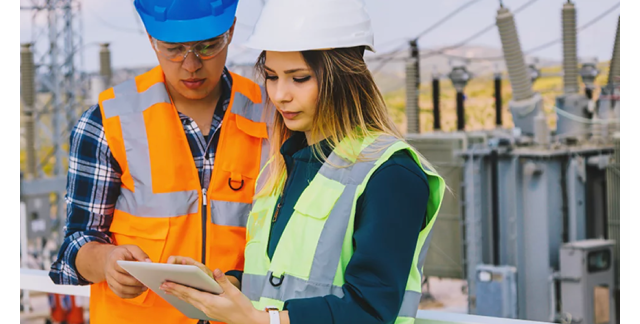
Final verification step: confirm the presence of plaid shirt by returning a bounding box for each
[48,68,233,285]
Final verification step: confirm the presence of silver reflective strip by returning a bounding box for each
[210,200,251,227]
[117,188,199,217]
[309,135,401,284]
[308,184,357,284]
[231,91,263,122]
[114,79,137,96]
[103,81,171,118]
[255,140,271,196]
[106,79,199,217]
[317,152,354,183]
[242,272,344,302]
[255,87,271,195]
[242,272,266,302]
[318,134,399,184]
[261,87,274,126]
[242,272,419,319]
[398,290,421,318]
[417,230,434,277]
[260,138,270,170]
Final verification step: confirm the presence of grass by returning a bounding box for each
[384,62,613,134]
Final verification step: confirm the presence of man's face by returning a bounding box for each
[150,22,235,100]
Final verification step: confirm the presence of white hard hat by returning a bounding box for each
[244,0,376,53]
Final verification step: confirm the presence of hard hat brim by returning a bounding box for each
[244,39,376,53]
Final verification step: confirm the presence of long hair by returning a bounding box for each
[255,46,439,197]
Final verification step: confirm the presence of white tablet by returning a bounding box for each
[117,260,223,321]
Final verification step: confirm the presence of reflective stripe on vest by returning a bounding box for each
[231,90,264,123]
[242,272,422,318]
[101,76,269,225]
[95,66,270,324]
[102,79,199,217]
[209,87,270,227]
[243,134,446,322]
[210,200,250,227]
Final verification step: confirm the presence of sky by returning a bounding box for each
[19,0,620,73]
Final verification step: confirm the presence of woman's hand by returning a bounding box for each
[160,268,268,324]
[166,256,241,289]
[166,255,213,277]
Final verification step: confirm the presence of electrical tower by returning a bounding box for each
[20,0,86,264]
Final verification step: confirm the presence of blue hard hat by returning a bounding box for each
[134,0,239,43]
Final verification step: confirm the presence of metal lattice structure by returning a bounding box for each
[21,0,86,221]
[20,0,87,279]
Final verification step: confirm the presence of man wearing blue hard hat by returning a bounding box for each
[48,1,270,323]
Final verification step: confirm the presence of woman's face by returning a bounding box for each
[264,51,319,135]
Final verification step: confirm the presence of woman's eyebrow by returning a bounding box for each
[264,65,309,74]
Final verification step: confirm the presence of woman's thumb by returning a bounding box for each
[213,269,232,290]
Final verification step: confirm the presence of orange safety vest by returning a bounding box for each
[91,66,270,324]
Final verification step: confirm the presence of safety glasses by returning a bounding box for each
[152,31,230,62]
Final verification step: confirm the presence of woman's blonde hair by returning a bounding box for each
[255,46,439,198]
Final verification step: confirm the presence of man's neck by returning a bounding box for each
[170,81,222,114]
[167,80,223,136]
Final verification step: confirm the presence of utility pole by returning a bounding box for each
[405,40,421,134]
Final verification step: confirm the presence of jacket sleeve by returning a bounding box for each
[284,151,431,324]
[48,104,122,286]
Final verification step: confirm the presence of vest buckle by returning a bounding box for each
[228,178,244,191]
[269,273,284,287]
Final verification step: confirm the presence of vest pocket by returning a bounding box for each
[109,213,170,307]
[293,177,345,219]
[235,114,268,139]
[279,183,345,278]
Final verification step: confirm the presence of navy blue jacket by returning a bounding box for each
[268,132,431,324]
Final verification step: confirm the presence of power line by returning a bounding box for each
[524,2,620,55]
[414,0,482,41]
[373,38,410,53]
[418,1,619,63]
[369,0,539,64]
[416,0,541,61]
[370,0,484,74]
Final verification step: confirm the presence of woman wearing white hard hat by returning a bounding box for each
[161,1,446,323]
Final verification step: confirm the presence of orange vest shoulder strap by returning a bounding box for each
[229,71,264,104]
[98,66,168,119]
[228,71,270,125]
[96,65,172,195]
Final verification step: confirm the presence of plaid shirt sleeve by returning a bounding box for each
[48,104,122,286]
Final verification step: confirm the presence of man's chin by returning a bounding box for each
[178,88,211,101]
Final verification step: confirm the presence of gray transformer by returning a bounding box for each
[559,240,616,324]
[406,131,490,280]
[475,264,518,318]
[459,142,615,322]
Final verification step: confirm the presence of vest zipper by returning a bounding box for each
[272,203,283,223]
[200,120,221,267]
[202,188,207,265]
[272,160,295,223]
